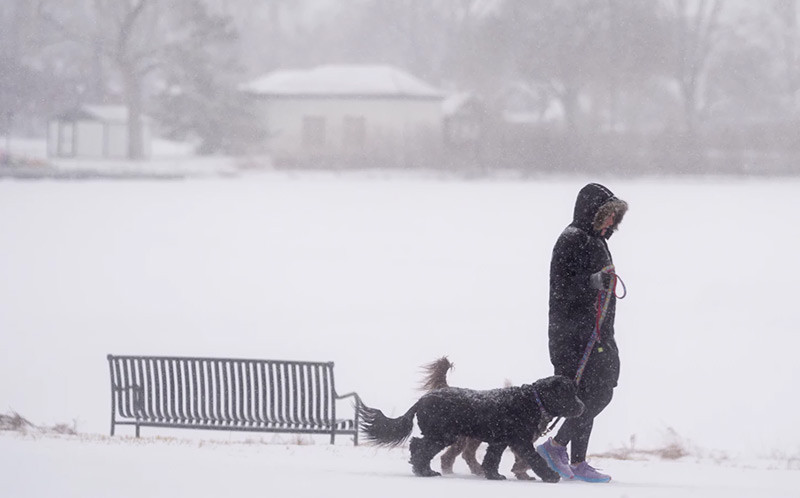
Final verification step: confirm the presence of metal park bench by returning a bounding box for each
[107,354,361,445]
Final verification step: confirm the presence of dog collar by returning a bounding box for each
[533,388,550,418]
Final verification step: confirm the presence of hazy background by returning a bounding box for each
[2,1,800,484]
[3,0,800,175]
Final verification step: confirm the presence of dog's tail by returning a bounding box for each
[358,402,418,447]
[419,356,453,391]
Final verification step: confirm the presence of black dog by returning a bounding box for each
[358,375,584,481]
[421,357,538,479]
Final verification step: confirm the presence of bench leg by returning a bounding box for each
[330,431,335,445]
[135,424,140,438]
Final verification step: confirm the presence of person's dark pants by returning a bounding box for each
[553,381,614,464]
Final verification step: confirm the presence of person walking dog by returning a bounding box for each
[536,183,628,483]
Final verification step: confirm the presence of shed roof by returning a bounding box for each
[55,105,150,124]
[241,65,444,100]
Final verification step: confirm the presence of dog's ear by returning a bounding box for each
[550,375,579,399]
[538,375,584,418]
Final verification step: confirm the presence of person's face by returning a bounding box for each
[599,213,615,236]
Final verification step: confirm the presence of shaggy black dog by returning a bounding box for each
[358,373,584,481]
[420,357,538,479]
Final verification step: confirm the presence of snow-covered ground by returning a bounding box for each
[2,431,798,498]
[1,171,799,496]
[0,136,249,178]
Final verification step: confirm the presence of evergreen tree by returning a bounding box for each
[155,1,264,155]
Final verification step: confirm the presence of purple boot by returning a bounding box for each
[571,461,611,483]
[535,438,574,479]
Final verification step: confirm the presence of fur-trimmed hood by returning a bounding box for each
[571,183,628,239]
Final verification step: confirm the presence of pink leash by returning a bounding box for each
[541,266,626,437]
[573,265,625,385]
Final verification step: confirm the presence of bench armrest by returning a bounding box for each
[335,391,358,401]
[335,391,362,412]
[336,391,362,407]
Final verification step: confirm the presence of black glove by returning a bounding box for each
[590,270,613,290]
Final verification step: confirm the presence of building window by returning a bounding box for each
[302,116,326,147]
[342,115,366,149]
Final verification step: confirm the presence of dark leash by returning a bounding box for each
[539,266,626,439]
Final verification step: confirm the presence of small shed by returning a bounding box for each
[47,105,152,159]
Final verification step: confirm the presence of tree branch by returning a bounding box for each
[37,0,93,46]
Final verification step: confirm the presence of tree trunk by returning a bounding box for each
[779,0,800,110]
[606,0,620,131]
[122,65,144,160]
[561,86,580,136]
[681,81,697,137]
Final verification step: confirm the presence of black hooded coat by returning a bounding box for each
[548,183,621,388]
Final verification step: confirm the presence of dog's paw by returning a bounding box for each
[514,472,536,481]
[413,467,441,477]
[529,455,562,483]
[484,472,507,480]
[537,470,560,483]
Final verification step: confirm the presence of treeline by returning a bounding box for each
[2,0,799,174]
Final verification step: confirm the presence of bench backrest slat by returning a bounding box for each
[170,359,180,420]
[109,355,337,426]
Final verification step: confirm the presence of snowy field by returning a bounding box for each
[0,135,244,178]
[1,171,799,496]
[2,432,798,498]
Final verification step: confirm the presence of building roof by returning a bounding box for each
[55,105,150,124]
[241,64,444,100]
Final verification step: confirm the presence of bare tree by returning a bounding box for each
[434,0,502,90]
[40,0,165,159]
[601,0,670,131]
[769,0,800,112]
[484,0,622,134]
[664,0,725,134]
[103,0,161,159]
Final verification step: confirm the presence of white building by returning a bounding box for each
[48,105,152,159]
[241,65,444,166]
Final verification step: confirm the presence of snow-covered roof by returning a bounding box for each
[55,105,150,124]
[83,105,130,123]
[241,65,444,100]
